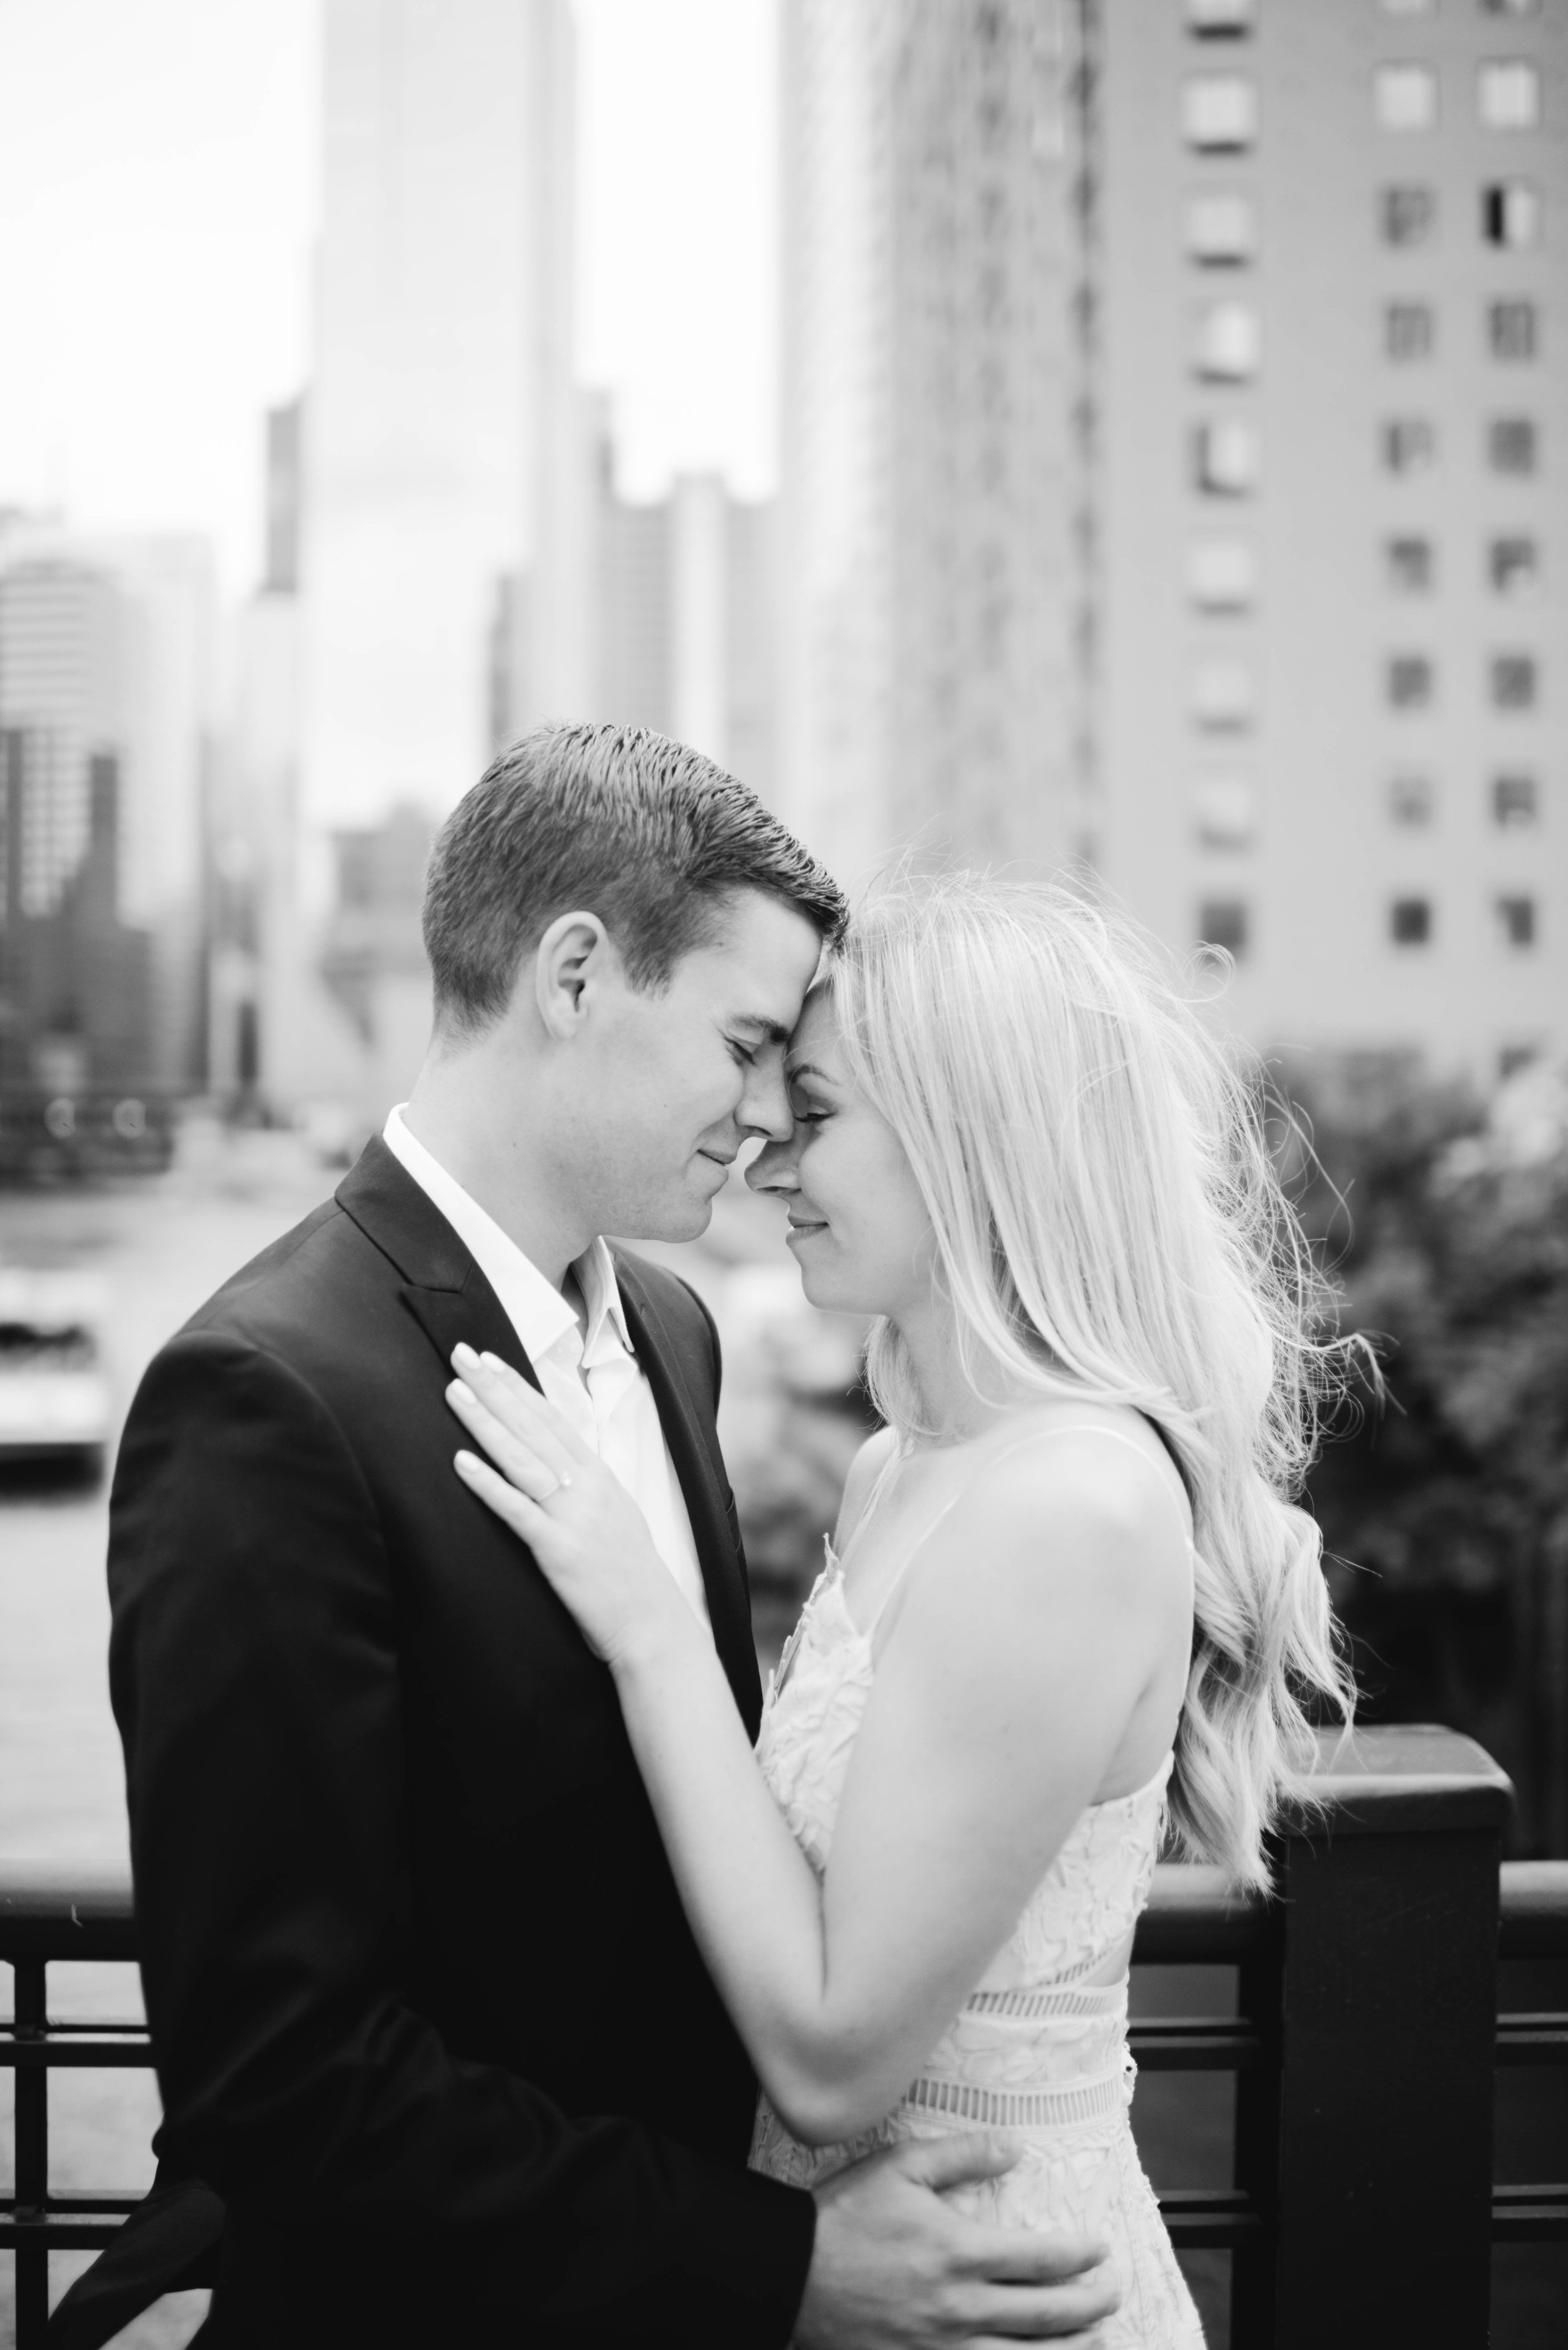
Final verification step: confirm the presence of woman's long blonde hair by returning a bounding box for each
[829,869,1353,1894]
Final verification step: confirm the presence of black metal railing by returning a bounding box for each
[4,1725,1567,2347]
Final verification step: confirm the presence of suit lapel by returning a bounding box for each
[340,1137,760,1731]
[337,1135,538,1391]
[615,1269,762,1738]
[395,1280,540,1397]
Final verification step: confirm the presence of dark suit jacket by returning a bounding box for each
[107,1137,815,2347]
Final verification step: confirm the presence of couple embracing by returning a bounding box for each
[107,723,1347,2347]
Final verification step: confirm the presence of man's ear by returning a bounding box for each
[533,910,612,1041]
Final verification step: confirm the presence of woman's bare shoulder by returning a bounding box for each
[989,1406,1190,1546]
[914,1405,1192,1640]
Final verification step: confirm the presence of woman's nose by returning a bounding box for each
[746,1134,801,1194]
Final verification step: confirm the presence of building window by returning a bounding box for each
[1391,897,1432,945]
[1376,66,1438,132]
[1479,62,1541,129]
[1483,181,1540,245]
[1185,76,1258,150]
[1385,302,1434,360]
[1492,774,1539,826]
[1187,0,1254,30]
[1187,191,1256,263]
[1489,536,1538,596]
[1193,418,1260,495]
[1189,538,1256,609]
[1387,655,1434,709]
[1495,894,1537,947]
[1199,898,1249,958]
[1389,774,1435,827]
[1385,536,1434,593]
[1491,654,1537,708]
[1381,185,1436,245]
[1194,775,1254,845]
[1192,659,1256,730]
[1193,301,1261,380]
[1489,299,1537,359]
[1488,417,1537,473]
[1382,418,1436,474]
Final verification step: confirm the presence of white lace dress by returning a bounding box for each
[748,1545,1205,2348]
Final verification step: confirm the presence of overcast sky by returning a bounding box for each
[0,0,778,593]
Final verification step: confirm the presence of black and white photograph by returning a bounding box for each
[1,3,1565,2345]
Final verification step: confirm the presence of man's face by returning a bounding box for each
[554,889,825,1241]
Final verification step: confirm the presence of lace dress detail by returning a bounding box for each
[749,1543,1205,2348]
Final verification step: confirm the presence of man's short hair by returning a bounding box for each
[423,721,847,1037]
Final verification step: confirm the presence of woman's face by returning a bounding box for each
[746,986,936,1319]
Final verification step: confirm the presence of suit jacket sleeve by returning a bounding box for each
[108,1327,814,2344]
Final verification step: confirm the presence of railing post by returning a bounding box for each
[1230,1945,1283,2347]
[14,1954,48,2347]
[1259,1725,1512,2350]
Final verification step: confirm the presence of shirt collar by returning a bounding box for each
[575,1235,634,1363]
[383,1105,632,1368]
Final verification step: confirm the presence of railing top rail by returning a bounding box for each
[1136,1864,1272,1962]
[0,1862,136,1961]
[0,1736,1559,1973]
[0,1854,1286,1969]
[1498,1861,1568,1960]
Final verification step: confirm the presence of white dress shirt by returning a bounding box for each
[383,1105,711,1632]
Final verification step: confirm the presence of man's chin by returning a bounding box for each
[612,1194,716,1246]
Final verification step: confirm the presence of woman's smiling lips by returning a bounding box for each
[785,1213,828,1244]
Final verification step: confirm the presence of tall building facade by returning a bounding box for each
[0,740,152,1095]
[780,0,1564,1077]
[592,435,780,802]
[214,400,369,1114]
[1098,0,1566,1077]
[0,525,214,1090]
[778,0,1094,885]
[304,0,582,839]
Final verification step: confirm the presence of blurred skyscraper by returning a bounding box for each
[304,0,582,839]
[591,419,779,800]
[0,522,215,1093]
[781,0,1564,1077]
[215,398,371,1115]
[778,0,1094,884]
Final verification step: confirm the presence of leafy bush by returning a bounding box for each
[1286,1063,1568,1853]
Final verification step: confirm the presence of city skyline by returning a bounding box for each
[0,0,781,595]
[2,0,1562,1122]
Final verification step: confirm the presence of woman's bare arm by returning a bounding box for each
[448,1353,1188,2144]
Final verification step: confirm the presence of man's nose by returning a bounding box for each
[739,1060,795,1146]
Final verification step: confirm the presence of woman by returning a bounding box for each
[447,873,1353,2346]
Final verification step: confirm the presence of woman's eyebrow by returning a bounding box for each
[784,1060,834,1084]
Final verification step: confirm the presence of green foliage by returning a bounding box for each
[1285,1064,1568,1850]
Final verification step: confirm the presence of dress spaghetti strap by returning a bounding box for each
[858,1418,1194,1644]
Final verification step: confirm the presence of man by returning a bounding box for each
[106,724,1118,2345]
